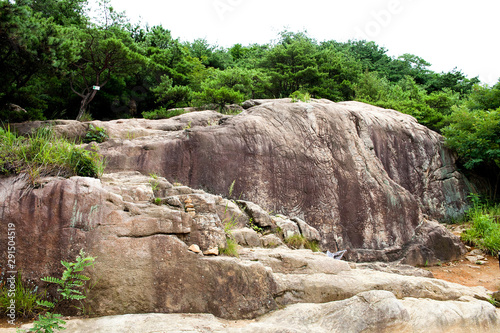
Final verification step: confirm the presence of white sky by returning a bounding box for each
[102,0,499,86]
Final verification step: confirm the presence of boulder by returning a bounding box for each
[260,234,284,248]
[291,216,321,242]
[231,228,261,247]
[237,200,274,228]
[215,197,249,229]
[238,247,351,275]
[272,269,491,307]
[271,215,300,239]
[356,262,434,278]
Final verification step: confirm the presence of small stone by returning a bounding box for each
[188,244,201,253]
[184,197,196,216]
[204,247,219,256]
[475,260,486,265]
[469,249,484,256]
[466,255,483,263]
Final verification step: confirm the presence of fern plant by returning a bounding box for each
[24,312,66,333]
[18,250,96,333]
[39,249,95,308]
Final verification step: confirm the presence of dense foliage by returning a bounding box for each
[0,0,499,198]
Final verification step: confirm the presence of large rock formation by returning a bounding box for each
[1,171,499,331]
[0,172,277,319]
[10,99,469,263]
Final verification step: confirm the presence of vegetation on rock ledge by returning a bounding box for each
[0,126,105,183]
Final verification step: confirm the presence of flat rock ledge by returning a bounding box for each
[13,292,500,333]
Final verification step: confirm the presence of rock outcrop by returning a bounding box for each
[1,170,499,332]
[14,292,500,333]
[9,99,469,264]
[0,172,278,319]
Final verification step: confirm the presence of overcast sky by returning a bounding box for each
[101,0,499,85]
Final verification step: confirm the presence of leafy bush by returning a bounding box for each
[290,90,311,103]
[83,124,108,143]
[26,312,66,333]
[0,126,105,183]
[142,107,186,120]
[20,250,97,333]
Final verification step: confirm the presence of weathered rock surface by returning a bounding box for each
[9,99,469,263]
[1,171,499,332]
[0,172,277,319]
[14,292,500,333]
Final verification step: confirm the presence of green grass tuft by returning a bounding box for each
[0,126,105,183]
[142,107,186,120]
[0,271,46,319]
[284,234,320,252]
[219,238,239,257]
[461,198,500,255]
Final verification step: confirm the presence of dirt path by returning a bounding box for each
[428,251,500,292]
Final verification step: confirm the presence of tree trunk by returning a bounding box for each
[76,90,98,121]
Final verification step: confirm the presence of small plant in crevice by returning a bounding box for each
[219,180,241,257]
[19,249,96,333]
[219,238,239,257]
[83,124,108,143]
[284,234,320,252]
[290,90,311,103]
[154,197,162,205]
[149,174,160,193]
[248,217,263,233]
[487,296,500,308]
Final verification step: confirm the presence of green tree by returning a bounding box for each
[443,107,500,199]
[466,80,500,111]
[66,23,146,120]
[262,31,320,97]
[426,68,480,96]
[0,1,77,118]
[313,45,362,100]
[151,75,192,108]
[193,86,245,112]
[16,0,88,26]
[188,38,232,69]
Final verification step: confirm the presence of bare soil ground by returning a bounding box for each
[428,251,500,292]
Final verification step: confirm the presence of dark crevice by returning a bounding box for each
[117,232,185,239]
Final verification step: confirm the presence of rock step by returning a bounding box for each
[15,291,500,333]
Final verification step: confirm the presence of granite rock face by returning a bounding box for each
[7,99,469,264]
[99,100,468,263]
